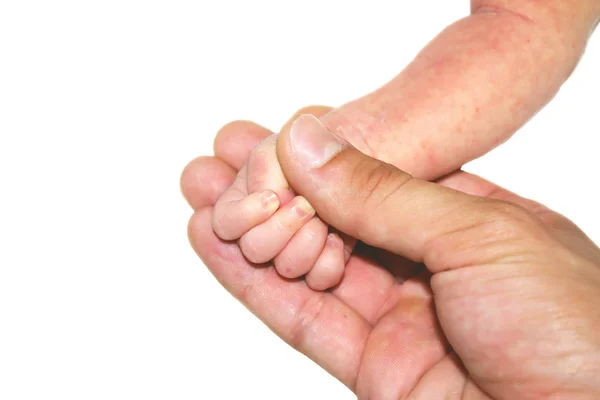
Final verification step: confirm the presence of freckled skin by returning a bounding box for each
[317,0,599,181]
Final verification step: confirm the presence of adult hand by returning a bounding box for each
[270,115,600,399]
[186,114,600,399]
[182,1,600,399]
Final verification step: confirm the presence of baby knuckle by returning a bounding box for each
[239,236,267,264]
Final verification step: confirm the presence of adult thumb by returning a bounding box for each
[276,114,536,272]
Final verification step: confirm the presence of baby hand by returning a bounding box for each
[212,134,348,290]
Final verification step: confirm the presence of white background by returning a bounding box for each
[1,1,599,399]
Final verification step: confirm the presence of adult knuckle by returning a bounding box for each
[359,162,412,209]
[479,200,538,239]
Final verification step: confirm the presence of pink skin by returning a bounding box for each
[212,135,347,289]
[306,233,346,291]
[183,1,600,397]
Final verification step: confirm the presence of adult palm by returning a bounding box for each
[182,2,599,398]
[184,111,600,399]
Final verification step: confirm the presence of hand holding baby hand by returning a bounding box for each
[211,133,352,290]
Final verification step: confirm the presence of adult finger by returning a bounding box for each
[180,156,236,210]
[213,120,273,170]
[277,115,544,272]
[280,105,332,133]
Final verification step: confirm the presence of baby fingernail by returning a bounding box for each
[326,233,342,248]
[292,197,315,219]
[261,190,279,210]
[289,114,342,169]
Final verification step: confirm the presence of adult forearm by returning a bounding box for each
[320,0,600,179]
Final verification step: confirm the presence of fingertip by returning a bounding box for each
[273,217,328,279]
[187,207,214,258]
[210,206,231,241]
[280,105,333,133]
[238,196,316,265]
[214,120,273,170]
[180,156,236,210]
[291,196,316,220]
[212,190,281,241]
[275,114,346,202]
[260,189,280,212]
[306,233,346,291]
[238,235,271,265]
